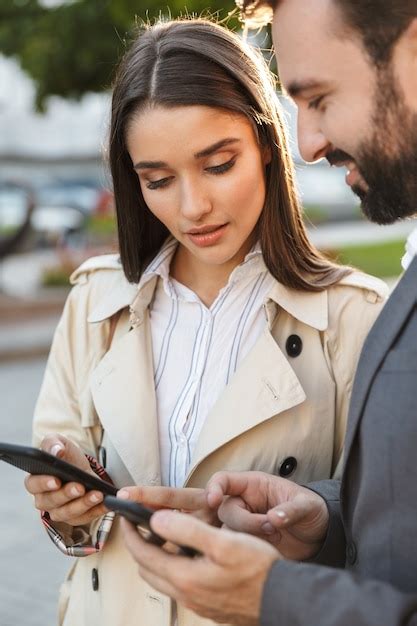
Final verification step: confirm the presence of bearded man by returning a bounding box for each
[121,3,417,625]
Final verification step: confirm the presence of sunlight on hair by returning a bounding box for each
[237,0,274,30]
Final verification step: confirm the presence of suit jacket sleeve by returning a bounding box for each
[260,560,417,626]
[306,479,346,568]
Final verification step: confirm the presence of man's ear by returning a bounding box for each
[394,17,417,109]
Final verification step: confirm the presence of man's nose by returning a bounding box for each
[180,179,212,221]
[297,114,329,163]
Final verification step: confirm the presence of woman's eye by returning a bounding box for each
[146,177,173,190]
[308,96,325,111]
[206,157,236,175]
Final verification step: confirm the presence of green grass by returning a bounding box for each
[41,266,72,287]
[325,239,405,278]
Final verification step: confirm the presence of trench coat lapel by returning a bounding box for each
[343,256,417,467]
[90,314,161,487]
[186,327,306,480]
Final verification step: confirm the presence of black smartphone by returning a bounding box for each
[104,495,200,558]
[0,442,117,496]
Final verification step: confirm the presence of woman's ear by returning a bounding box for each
[262,144,272,166]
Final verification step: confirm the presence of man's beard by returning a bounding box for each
[330,69,417,225]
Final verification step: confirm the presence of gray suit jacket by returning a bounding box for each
[261,257,417,626]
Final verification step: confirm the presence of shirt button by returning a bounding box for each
[92,568,99,591]
[346,542,357,565]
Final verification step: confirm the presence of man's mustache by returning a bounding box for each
[326,149,354,167]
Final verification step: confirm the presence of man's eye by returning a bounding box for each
[146,177,173,190]
[206,157,236,175]
[308,96,325,111]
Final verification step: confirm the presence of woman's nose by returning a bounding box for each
[180,180,212,221]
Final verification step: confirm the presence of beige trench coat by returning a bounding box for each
[33,255,387,626]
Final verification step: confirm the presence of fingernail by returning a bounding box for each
[50,444,63,457]
[153,509,171,525]
[70,486,81,497]
[275,510,287,522]
[90,493,102,504]
[117,489,130,500]
[47,479,58,489]
[261,522,274,535]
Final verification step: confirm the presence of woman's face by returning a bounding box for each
[126,105,269,271]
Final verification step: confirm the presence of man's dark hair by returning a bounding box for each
[239,0,417,65]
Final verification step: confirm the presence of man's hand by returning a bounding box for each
[24,434,106,526]
[122,510,279,625]
[116,485,219,526]
[206,471,329,560]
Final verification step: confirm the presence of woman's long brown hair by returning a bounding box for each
[110,18,350,291]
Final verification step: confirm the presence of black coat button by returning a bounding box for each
[92,568,99,591]
[279,457,297,477]
[346,542,357,565]
[286,335,302,358]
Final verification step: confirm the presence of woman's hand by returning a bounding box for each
[24,434,107,526]
[206,471,329,561]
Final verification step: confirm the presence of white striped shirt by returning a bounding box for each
[140,238,276,487]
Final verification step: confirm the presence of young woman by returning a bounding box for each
[25,18,387,626]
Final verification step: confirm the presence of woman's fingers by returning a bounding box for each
[39,433,67,457]
[40,433,93,473]
[48,491,105,524]
[24,473,62,496]
[33,481,86,511]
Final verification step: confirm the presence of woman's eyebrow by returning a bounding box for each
[133,138,240,170]
[134,160,167,171]
[194,137,240,159]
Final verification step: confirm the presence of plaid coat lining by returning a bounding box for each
[41,455,115,557]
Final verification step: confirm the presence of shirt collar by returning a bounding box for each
[402,227,417,270]
[138,237,266,299]
[140,237,327,329]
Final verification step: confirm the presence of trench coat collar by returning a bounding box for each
[87,275,158,325]
[266,282,328,331]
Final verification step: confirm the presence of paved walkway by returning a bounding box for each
[0,314,60,362]
[0,358,69,626]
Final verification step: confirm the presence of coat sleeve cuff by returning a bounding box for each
[305,479,346,568]
[40,455,115,557]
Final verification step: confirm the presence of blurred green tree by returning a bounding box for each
[0,0,238,111]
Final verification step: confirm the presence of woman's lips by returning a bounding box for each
[186,224,228,247]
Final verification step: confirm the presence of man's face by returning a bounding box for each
[272,0,417,224]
